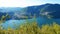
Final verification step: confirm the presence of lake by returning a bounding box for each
[0,17,60,30]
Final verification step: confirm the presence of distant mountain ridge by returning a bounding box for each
[24,3,60,19]
[0,3,60,20]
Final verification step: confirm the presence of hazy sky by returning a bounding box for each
[0,0,60,7]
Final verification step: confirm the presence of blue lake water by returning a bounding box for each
[0,17,60,29]
[0,18,35,29]
[37,17,60,26]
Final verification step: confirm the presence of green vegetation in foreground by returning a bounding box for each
[0,14,10,24]
[0,22,60,34]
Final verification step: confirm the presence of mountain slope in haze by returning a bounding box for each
[40,4,60,19]
[0,3,60,20]
[25,3,60,19]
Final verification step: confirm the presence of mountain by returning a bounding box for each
[0,7,32,20]
[40,4,60,19]
[25,3,60,19]
[0,3,60,20]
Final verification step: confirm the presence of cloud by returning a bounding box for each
[0,0,43,7]
[0,0,60,7]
